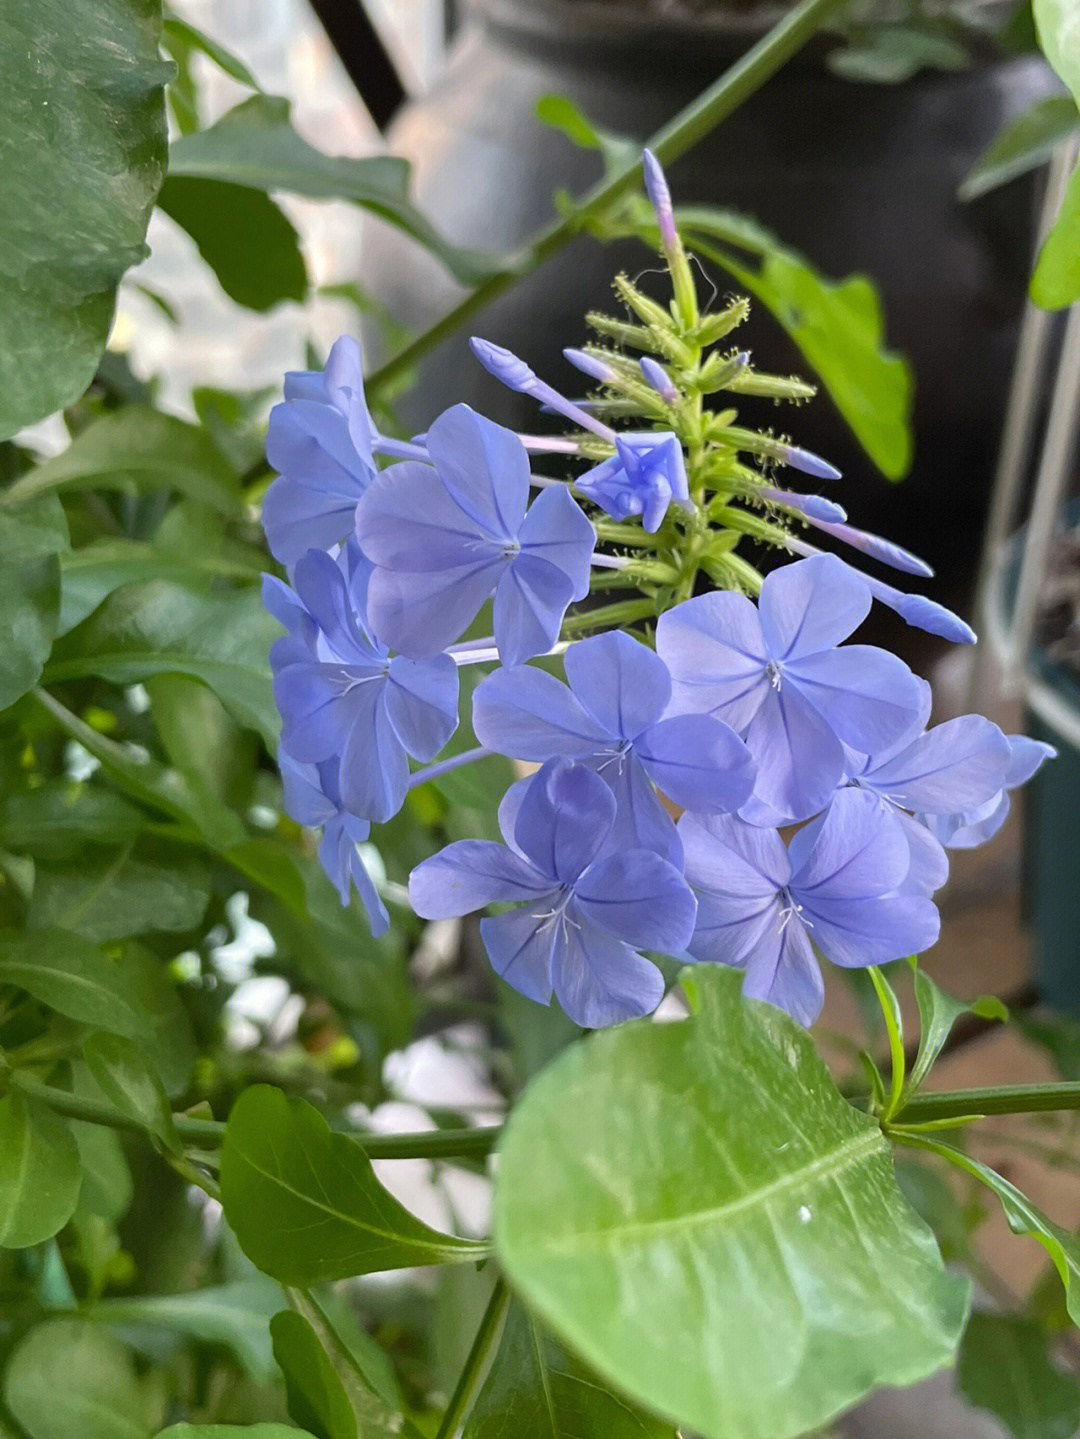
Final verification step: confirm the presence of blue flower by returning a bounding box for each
[266,541,459,822]
[657,554,926,822]
[576,432,690,532]
[472,630,755,865]
[922,733,1056,849]
[680,788,940,1026]
[355,404,595,665]
[409,759,697,1028]
[263,337,378,565]
[279,751,389,935]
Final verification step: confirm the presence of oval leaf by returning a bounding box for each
[494,966,969,1439]
[958,1311,1080,1439]
[83,1031,179,1148]
[0,928,154,1040]
[4,1318,158,1439]
[219,1085,486,1284]
[0,1092,81,1248]
[0,493,69,708]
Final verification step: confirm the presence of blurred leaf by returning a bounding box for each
[893,1158,979,1265]
[0,928,155,1040]
[271,1308,401,1439]
[149,674,258,813]
[535,94,639,172]
[91,1279,282,1382]
[465,1297,676,1439]
[161,16,262,92]
[219,1085,487,1284]
[45,582,278,747]
[958,1312,1080,1439]
[827,26,968,83]
[72,1119,133,1222]
[0,493,69,708]
[0,782,146,861]
[28,854,211,943]
[158,1429,317,1437]
[166,95,499,287]
[494,966,968,1439]
[960,96,1080,200]
[905,964,1007,1097]
[192,384,275,472]
[158,178,308,311]
[109,942,197,1096]
[1016,1009,1080,1080]
[1034,0,1080,103]
[0,1091,81,1248]
[1031,161,1080,308]
[4,1318,160,1439]
[8,409,242,514]
[224,838,307,915]
[83,1032,179,1147]
[0,0,170,437]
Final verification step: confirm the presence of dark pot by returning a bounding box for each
[361,0,1059,581]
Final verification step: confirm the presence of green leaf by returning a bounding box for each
[4,1319,160,1439]
[219,1085,486,1284]
[0,493,69,709]
[905,964,1007,1098]
[1031,160,1080,309]
[83,1032,179,1148]
[91,1279,283,1382]
[7,409,242,514]
[494,966,969,1439]
[1034,0,1080,104]
[534,94,639,173]
[0,782,146,861]
[958,1312,1080,1439]
[148,673,258,813]
[960,96,1080,200]
[465,1297,675,1439]
[166,95,498,287]
[0,928,155,1040]
[72,1119,133,1222]
[827,26,968,84]
[0,0,170,437]
[158,177,308,311]
[272,1308,402,1439]
[0,1091,81,1248]
[1015,1010,1080,1080]
[28,853,211,943]
[45,582,279,747]
[161,17,262,92]
[157,1429,317,1438]
[108,942,197,1096]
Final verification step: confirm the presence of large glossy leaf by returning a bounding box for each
[166,95,498,287]
[271,1308,402,1439]
[28,853,211,943]
[957,1312,1080,1439]
[960,96,1080,201]
[0,0,170,437]
[4,1319,160,1439]
[45,582,279,747]
[0,493,69,709]
[0,1091,81,1248]
[465,1297,675,1439]
[494,966,968,1439]
[0,928,155,1040]
[219,1085,486,1284]
[9,409,242,515]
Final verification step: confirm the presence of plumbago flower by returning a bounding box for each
[922,733,1056,849]
[410,759,697,1027]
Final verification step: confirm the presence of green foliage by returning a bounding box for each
[271,1307,403,1439]
[1030,0,1080,307]
[494,967,969,1439]
[0,0,170,437]
[0,494,69,709]
[958,1312,1080,1439]
[960,96,1080,200]
[220,1086,487,1283]
[0,1091,81,1247]
[905,963,1008,1098]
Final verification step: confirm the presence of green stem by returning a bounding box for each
[365,0,844,395]
[435,1276,510,1439]
[561,598,657,635]
[898,1081,1080,1125]
[9,1072,502,1160]
[868,966,905,1123]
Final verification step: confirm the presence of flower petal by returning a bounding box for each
[514,760,615,884]
[636,712,756,815]
[384,654,459,761]
[863,715,1011,813]
[563,630,668,739]
[742,920,825,1027]
[894,810,950,895]
[410,841,552,917]
[788,788,911,900]
[481,907,556,1005]
[656,590,769,729]
[742,682,846,822]
[518,484,595,600]
[552,910,666,1028]
[472,665,607,761]
[575,849,697,950]
[798,891,940,969]
[786,645,925,755]
[680,811,791,897]
[758,554,871,660]
[367,558,504,659]
[425,404,529,538]
[339,697,408,822]
[597,753,683,868]
[494,553,575,665]
[356,460,495,571]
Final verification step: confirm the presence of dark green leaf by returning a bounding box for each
[0,1091,81,1248]
[4,1319,159,1439]
[161,17,263,92]
[158,177,308,311]
[0,928,154,1040]
[157,1428,317,1437]
[0,782,145,861]
[45,582,279,747]
[7,409,242,514]
[109,942,197,1096]
[272,1308,401,1439]
[0,493,69,709]
[466,1297,675,1439]
[220,1085,486,1284]
[958,1312,1080,1439]
[224,839,307,915]
[83,1032,179,1147]
[827,26,968,83]
[0,0,170,436]
[166,95,498,287]
[28,854,211,943]
[906,964,1007,1097]
[1031,160,1080,308]
[72,1119,133,1222]
[494,966,968,1439]
[91,1279,282,1382]
[960,96,1080,200]
[148,673,258,813]
[1016,1010,1080,1080]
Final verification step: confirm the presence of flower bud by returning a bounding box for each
[639,357,678,403]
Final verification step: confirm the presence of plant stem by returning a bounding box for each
[435,1276,510,1439]
[365,0,844,396]
[898,1081,1080,1125]
[561,597,657,634]
[409,746,495,790]
[9,1071,502,1160]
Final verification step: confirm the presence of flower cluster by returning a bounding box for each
[261,152,1052,1028]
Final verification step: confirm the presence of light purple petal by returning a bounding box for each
[799,891,940,969]
[425,404,529,538]
[320,819,389,936]
[863,715,1011,813]
[279,751,336,830]
[788,788,911,900]
[276,665,383,765]
[636,713,756,815]
[786,645,925,754]
[597,753,683,868]
[480,907,556,1005]
[551,910,666,1028]
[366,558,504,659]
[261,473,363,565]
[494,553,576,665]
[758,554,871,661]
[564,630,668,739]
[266,396,368,483]
[340,698,408,822]
[262,574,317,648]
[384,655,459,761]
[928,791,1012,849]
[409,841,552,918]
[680,811,791,897]
[742,682,846,822]
[741,920,825,1027]
[656,590,769,728]
[894,810,950,895]
[514,760,615,884]
[575,850,697,951]
[518,484,595,600]
[323,336,378,467]
[686,889,781,970]
[356,461,496,571]
[472,666,608,760]
[1006,735,1057,787]
[292,547,380,663]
